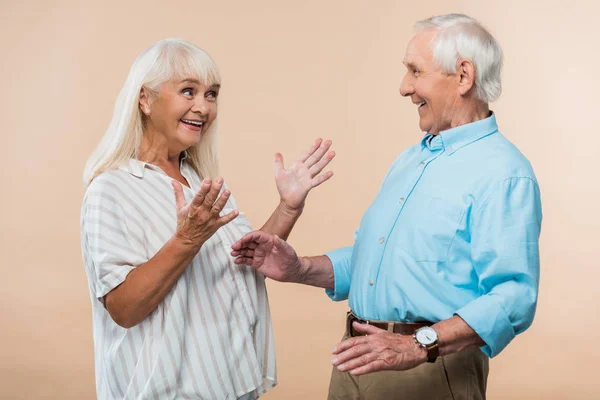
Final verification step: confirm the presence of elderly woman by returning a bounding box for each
[80,39,335,399]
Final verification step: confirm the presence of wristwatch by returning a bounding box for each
[413,326,439,363]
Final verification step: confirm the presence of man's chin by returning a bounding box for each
[419,121,432,134]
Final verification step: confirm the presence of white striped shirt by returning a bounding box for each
[80,157,276,399]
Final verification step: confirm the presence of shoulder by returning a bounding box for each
[476,132,537,181]
[82,169,139,212]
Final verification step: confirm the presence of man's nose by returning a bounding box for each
[399,74,414,97]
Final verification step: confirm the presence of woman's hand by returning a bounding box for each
[172,177,239,251]
[274,138,335,211]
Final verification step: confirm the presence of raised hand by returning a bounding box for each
[274,138,335,210]
[172,178,239,250]
[230,231,306,283]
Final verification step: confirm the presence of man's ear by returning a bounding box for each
[457,58,476,96]
[139,87,152,115]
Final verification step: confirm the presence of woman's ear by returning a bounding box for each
[139,87,152,115]
[457,58,476,96]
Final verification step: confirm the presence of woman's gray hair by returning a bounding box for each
[415,14,503,102]
[83,39,221,186]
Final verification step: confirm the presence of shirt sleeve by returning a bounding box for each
[324,230,358,301]
[82,182,148,302]
[455,177,542,357]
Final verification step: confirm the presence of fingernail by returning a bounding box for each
[331,357,338,365]
[331,346,337,353]
[337,364,346,371]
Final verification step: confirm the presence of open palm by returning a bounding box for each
[275,139,335,210]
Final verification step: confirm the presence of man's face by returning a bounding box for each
[400,30,460,135]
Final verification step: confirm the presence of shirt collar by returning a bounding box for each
[118,150,189,178]
[420,112,498,155]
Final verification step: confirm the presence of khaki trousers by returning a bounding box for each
[328,334,489,400]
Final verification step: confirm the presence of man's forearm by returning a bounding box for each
[298,255,335,289]
[433,315,486,356]
[259,200,303,241]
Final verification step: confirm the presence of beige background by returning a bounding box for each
[1,0,599,398]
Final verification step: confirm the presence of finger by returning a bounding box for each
[203,177,224,207]
[331,340,372,366]
[273,153,285,175]
[230,240,258,256]
[230,247,256,257]
[310,171,334,188]
[237,249,255,258]
[336,351,380,372]
[171,180,186,210]
[231,231,271,250]
[297,138,323,163]
[352,321,387,335]
[234,256,258,266]
[211,189,231,215]
[348,359,389,376]
[190,179,212,210]
[332,334,369,355]
[308,150,336,177]
[305,139,332,169]
[215,209,239,227]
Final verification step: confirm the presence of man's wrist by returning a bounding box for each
[413,340,429,364]
[296,256,311,284]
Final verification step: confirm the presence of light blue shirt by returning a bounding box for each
[325,113,542,357]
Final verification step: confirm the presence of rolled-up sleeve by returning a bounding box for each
[325,246,353,301]
[82,180,147,302]
[324,230,359,301]
[456,177,542,357]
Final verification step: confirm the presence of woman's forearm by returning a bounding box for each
[259,200,303,241]
[104,236,199,328]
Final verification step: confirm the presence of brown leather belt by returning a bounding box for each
[346,311,432,337]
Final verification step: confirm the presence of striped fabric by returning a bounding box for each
[80,158,276,399]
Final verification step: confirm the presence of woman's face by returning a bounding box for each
[141,78,219,151]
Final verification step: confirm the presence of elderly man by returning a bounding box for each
[231,13,542,399]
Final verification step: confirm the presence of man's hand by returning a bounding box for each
[330,322,428,375]
[230,231,306,283]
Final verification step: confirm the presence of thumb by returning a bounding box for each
[171,180,186,210]
[352,321,386,335]
[273,153,284,176]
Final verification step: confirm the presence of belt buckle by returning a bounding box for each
[347,311,368,337]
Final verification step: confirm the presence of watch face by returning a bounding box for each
[416,327,437,345]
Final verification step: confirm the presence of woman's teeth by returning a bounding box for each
[181,119,203,127]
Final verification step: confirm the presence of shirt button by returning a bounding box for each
[399,197,405,204]
[379,237,385,244]
[369,280,374,286]
[419,162,425,168]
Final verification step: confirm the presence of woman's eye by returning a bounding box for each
[182,88,194,96]
[206,91,218,99]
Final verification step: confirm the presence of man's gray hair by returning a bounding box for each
[416,14,503,103]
